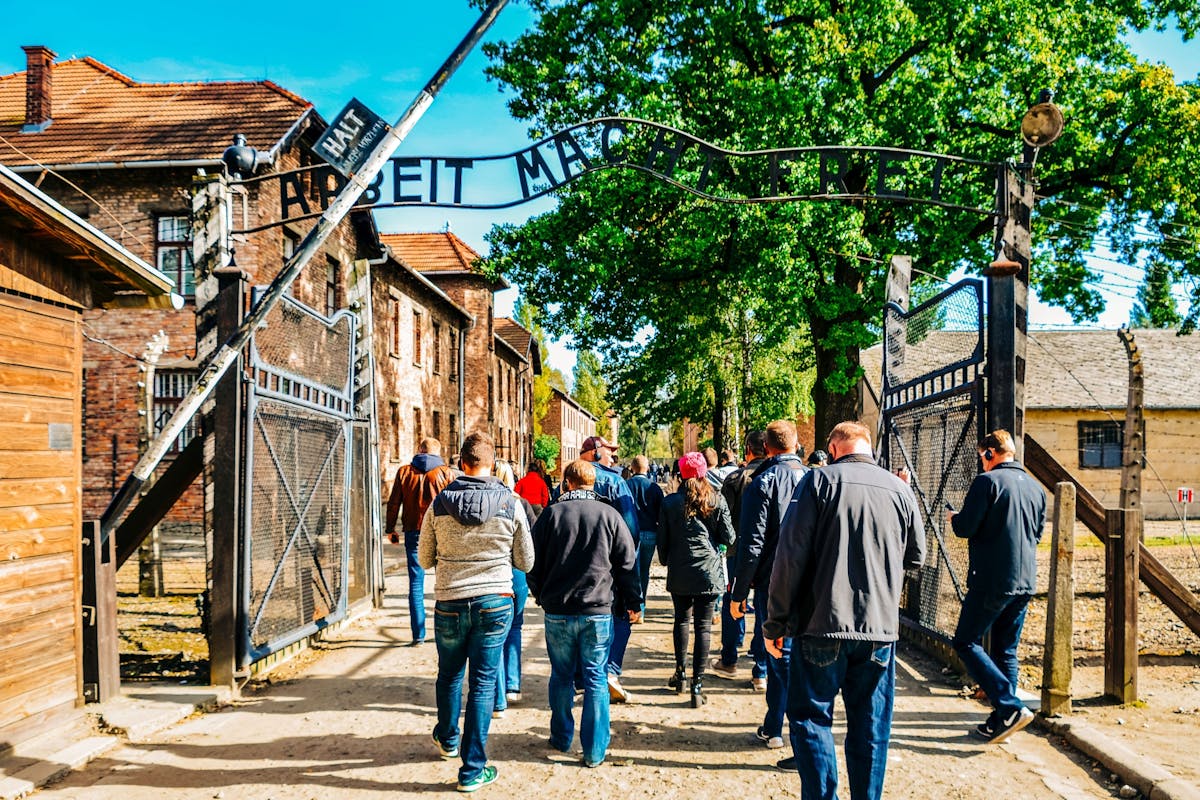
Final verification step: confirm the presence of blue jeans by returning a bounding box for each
[788,638,895,800]
[952,591,1031,718]
[637,530,657,614]
[719,553,745,666]
[403,530,426,641]
[545,613,613,766]
[759,588,788,736]
[495,569,528,711]
[433,595,513,784]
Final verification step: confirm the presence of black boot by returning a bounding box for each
[668,667,687,693]
[690,678,706,707]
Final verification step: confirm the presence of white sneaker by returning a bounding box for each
[607,674,630,703]
[492,709,506,719]
[505,692,522,704]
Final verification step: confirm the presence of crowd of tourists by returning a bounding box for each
[385,421,1046,797]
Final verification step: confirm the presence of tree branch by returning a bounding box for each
[862,39,931,98]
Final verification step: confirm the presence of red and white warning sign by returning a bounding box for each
[1180,487,1195,504]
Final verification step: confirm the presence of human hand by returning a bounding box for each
[628,609,642,624]
[387,531,399,544]
[895,468,910,485]
[729,600,747,620]
[765,638,784,659]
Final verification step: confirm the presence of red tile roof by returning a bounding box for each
[379,231,483,274]
[494,317,542,375]
[0,56,311,167]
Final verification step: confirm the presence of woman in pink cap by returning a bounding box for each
[657,451,736,707]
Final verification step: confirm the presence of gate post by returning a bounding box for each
[206,266,247,688]
[1042,482,1075,716]
[986,159,1032,458]
[81,520,120,702]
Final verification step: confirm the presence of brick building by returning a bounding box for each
[545,386,597,471]
[371,250,472,480]
[0,163,173,747]
[0,47,374,541]
[381,232,540,467]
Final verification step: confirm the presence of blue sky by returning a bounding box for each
[3,2,1197,373]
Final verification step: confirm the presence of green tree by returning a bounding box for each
[482,0,1200,441]
[515,296,563,434]
[1130,259,1183,328]
[532,433,560,471]
[572,349,610,420]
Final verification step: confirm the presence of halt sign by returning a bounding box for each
[1180,487,1195,504]
[314,97,389,178]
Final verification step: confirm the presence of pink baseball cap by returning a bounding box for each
[678,451,707,480]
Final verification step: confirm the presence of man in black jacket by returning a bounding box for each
[528,459,641,768]
[948,429,1046,743]
[767,420,924,800]
[711,430,768,685]
[729,420,808,750]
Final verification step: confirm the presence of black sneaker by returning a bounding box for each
[776,756,797,771]
[988,707,1034,743]
[970,719,996,741]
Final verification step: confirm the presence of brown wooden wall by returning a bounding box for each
[0,290,82,746]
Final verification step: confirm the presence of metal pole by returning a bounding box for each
[100,0,511,540]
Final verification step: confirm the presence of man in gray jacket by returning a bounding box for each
[419,431,534,793]
[766,421,924,800]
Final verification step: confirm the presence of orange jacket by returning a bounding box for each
[385,458,454,533]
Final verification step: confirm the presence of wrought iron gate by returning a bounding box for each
[880,278,986,642]
[241,295,356,665]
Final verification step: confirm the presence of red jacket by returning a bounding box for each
[514,472,550,510]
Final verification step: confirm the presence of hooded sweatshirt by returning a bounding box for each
[418,475,534,601]
[386,453,453,533]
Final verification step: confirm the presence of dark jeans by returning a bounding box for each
[671,593,719,680]
[749,589,768,679]
[952,591,1031,718]
[607,613,632,676]
[495,569,529,711]
[788,638,895,800]
[403,530,425,641]
[433,595,513,784]
[759,586,790,736]
[719,552,745,666]
[637,530,657,613]
[545,613,613,766]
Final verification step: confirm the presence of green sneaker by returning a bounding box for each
[457,765,498,793]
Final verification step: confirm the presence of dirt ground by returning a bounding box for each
[37,565,1197,800]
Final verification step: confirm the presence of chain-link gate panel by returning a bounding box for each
[242,296,355,665]
[881,278,985,643]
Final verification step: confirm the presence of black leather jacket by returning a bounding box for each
[657,488,735,596]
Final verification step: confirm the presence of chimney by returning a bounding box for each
[21,45,56,133]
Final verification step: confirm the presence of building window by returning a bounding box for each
[433,322,442,374]
[449,414,457,446]
[449,330,459,381]
[155,215,193,298]
[152,369,198,453]
[433,410,442,442]
[413,310,423,365]
[488,375,495,421]
[413,407,423,443]
[1078,420,1124,469]
[389,298,401,357]
[325,257,340,316]
[390,402,401,460]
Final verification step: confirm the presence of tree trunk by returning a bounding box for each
[808,254,865,444]
[712,378,726,452]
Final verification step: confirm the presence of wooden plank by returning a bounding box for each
[0,524,75,561]
[0,291,77,322]
[0,363,76,399]
[0,422,77,451]
[0,394,74,425]
[0,605,75,651]
[0,331,76,371]
[0,479,72,508]
[0,308,76,347]
[0,677,77,733]
[1026,434,1200,640]
[0,552,74,590]
[0,643,75,700]
[0,451,74,480]
[114,435,204,568]
[0,503,75,533]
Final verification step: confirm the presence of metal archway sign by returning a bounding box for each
[233,117,1003,234]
